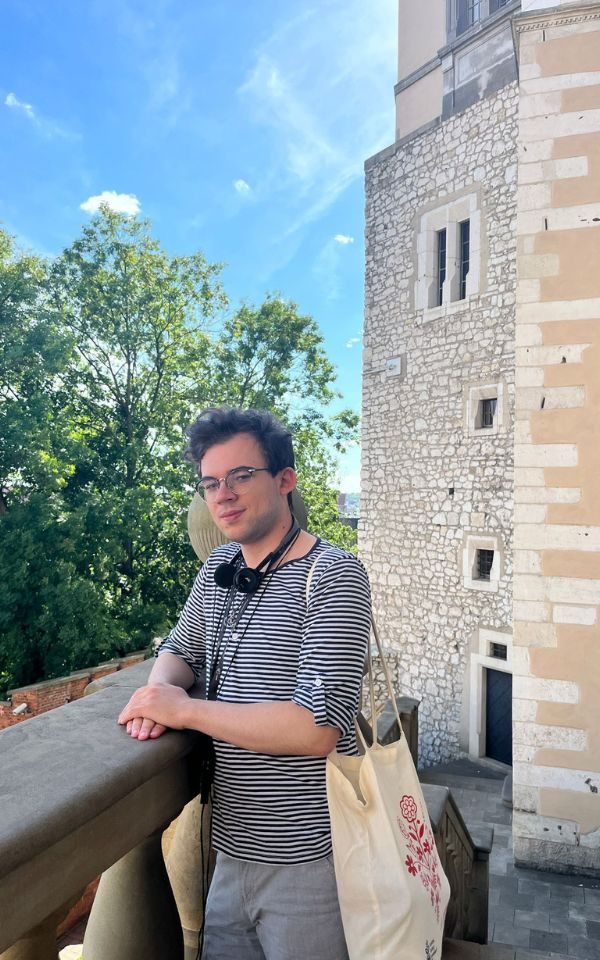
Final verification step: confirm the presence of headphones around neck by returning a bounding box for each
[213,519,301,594]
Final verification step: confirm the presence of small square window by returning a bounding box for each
[476,549,494,581]
[465,382,504,437]
[490,642,508,660]
[462,533,502,593]
[478,397,497,429]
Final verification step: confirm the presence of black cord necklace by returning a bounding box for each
[207,524,301,699]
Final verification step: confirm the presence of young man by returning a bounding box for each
[119,407,371,960]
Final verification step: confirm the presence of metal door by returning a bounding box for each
[485,668,512,765]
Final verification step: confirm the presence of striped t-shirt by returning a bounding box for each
[158,537,371,864]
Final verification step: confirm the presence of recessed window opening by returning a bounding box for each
[490,642,507,660]
[436,229,447,307]
[476,549,494,581]
[490,0,509,11]
[459,219,470,301]
[458,0,481,33]
[479,397,497,429]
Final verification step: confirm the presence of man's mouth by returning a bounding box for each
[219,509,245,522]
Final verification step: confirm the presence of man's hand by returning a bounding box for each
[118,682,191,741]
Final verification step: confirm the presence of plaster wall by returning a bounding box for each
[513,1,600,875]
[396,68,444,141]
[362,83,518,765]
[398,0,445,80]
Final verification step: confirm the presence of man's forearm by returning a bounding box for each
[149,651,196,689]
[181,699,340,756]
[119,682,340,756]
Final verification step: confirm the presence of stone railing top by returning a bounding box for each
[0,660,204,952]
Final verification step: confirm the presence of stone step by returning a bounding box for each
[421,770,506,794]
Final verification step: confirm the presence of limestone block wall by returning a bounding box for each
[512,1,600,875]
[362,84,518,765]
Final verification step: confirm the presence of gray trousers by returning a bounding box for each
[202,851,349,960]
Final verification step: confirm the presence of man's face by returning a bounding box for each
[199,432,295,545]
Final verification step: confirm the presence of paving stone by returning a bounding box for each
[493,923,531,948]
[519,879,551,899]
[547,915,587,937]
[514,910,549,932]
[549,884,584,903]
[500,892,536,910]
[570,902,600,922]
[514,951,561,960]
[515,952,569,960]
[495,876,521,895]
[565,936,600,959]
[588,920,600,940]
[491,903,516,925]
[489,903,515,923]
[485,947,516,959]
[587,890,600,905]
[546,899,570,919]
[529,931,568,954]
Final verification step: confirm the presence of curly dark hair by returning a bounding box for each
[185,407,295,474]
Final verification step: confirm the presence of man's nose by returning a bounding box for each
[214,479,236,502]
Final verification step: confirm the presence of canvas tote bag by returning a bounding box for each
[326,620,451,960]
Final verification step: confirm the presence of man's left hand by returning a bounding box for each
[118,682,190,739]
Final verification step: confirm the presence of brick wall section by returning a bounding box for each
[0,653,146,730]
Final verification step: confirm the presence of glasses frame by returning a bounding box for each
[195,465,272,500]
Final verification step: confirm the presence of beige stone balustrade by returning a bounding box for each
[0,661,208,960]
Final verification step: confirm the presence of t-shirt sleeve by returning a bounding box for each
[156,563,207,683]
[292,553,371,737]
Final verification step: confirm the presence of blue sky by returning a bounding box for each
[1,0,397,491]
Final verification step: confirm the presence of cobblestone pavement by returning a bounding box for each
[421,760,600,960]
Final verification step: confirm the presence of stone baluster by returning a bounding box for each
[0,899,77,960]
[164,798,216,960]
[83,831,183,960]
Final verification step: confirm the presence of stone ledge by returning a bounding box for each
[0,660,204,952]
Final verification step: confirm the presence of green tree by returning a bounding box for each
[0,211,358,696]
[47,208,227,649]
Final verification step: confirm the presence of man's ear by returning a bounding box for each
[278,466,297,497]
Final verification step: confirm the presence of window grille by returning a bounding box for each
[490,642,507,660]
[477,549,494,581]
[480,397,497,428]
[459,219,470,300]
[436,229,447,307]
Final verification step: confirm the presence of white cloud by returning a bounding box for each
[5,92,36,121]
[346,336,361,349]
[334,234,354,245]
[234,179,252,195]
[80,191,141,216]
[5,91,78,140]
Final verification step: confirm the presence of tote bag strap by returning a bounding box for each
[365,616,403,747]
[305,553,403,749]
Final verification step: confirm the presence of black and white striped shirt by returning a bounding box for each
[158,538,371,864]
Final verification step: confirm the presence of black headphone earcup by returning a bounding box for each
[214,561,236,588]
[234,567,262,594]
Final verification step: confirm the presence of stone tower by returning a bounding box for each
[362,0,600,874]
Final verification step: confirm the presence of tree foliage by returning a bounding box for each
[0,211,358,696]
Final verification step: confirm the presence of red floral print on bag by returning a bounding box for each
[397,794,444,922]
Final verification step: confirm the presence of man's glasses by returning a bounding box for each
[195,466,272,500]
